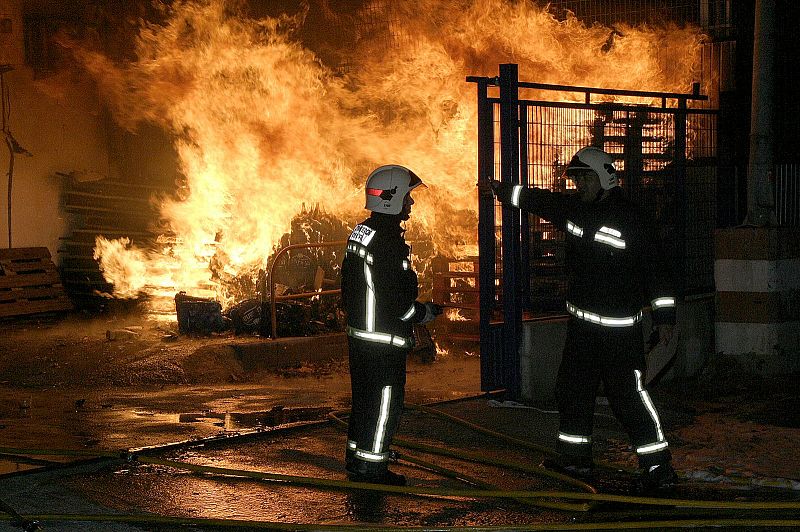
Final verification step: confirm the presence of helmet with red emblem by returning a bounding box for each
[364,165,426,215]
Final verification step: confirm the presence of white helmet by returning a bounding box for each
[566,146,619,190]
[364,165,425,215]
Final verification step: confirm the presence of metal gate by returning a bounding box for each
[469,64,718,398]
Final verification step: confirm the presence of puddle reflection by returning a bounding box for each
[126,406,332,431]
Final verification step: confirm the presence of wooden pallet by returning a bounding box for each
[0,247,73,318]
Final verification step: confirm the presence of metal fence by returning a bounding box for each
[516,104,717,313]
[546,0,701,26]
[775,164,800,226]
[470,64,718,394]
[547,0,737,39]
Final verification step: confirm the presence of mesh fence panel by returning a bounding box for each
[495,101,718,314]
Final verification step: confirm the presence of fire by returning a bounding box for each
[446,308,469,322]
[435,344,450,358]
[67,0,704,310]
[93,237,148,299]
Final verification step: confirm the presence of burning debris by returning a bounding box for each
[170,206,351,336]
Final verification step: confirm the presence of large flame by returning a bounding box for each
[69,0,704,310]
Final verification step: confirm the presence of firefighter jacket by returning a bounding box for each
[341,213,428,348]
[495,183,676,327]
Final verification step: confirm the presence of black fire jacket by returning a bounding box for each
[495,183,676,326]
[340,213,427,347]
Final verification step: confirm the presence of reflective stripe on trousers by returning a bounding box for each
[566,301,643,327]
[352,389,393,463]
[633,369,669,455]
[558,431,592,445]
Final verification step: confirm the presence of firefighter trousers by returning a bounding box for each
[556,319,671,469]
[346,336,408,474]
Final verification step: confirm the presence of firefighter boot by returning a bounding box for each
[635,462,678,493]
[346,458,406,486]
[540,455,594,481]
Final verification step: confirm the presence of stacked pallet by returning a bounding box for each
[431,256,480,342]
[0,247,72,318]
[58,177,169,309]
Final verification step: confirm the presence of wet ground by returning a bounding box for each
[0,314,799,530]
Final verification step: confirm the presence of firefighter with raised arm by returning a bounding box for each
[340,165,441,485]
[482,146,678,491]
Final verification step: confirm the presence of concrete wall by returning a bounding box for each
[715,227,800,374]
[519,296,716,405]
[0,0,111,259]
[519,315,567,406]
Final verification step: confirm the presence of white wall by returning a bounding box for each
[0,0,110,260]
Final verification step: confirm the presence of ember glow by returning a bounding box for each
[446,308,469,322]
[70,0,704,311]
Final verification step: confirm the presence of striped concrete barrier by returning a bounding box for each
[714,227,800,373]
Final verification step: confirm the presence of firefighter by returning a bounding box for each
[482,146,678,491]
[340,164,441,485]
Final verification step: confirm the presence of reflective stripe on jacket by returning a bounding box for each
[340,213,426,345]
[498,183,676,326]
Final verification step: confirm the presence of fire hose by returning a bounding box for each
[1,395,800,530]
[1,514,799,531]
[4,446,797,510]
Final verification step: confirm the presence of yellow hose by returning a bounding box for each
[329,408,597,511]
[2,393,800,522]
[407,402,633,474]
[407,403,556,456]
[132,454,800,510]
[329,410,596,492]
[2,444,798,511]
[397,451,592,512]
[1,514,799,530]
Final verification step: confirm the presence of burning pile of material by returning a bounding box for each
[62,0,703,317]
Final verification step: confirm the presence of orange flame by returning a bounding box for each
[446,308,469,322]
[73,0,704,310]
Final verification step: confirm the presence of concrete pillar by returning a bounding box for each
[715,227,800,373]
[745,0,778,226]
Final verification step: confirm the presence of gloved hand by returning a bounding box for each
[420,302,443,324]
[477,178,502,196]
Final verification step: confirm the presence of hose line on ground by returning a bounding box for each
[407,403,556,456]
[329,409,597,511]
[2,391,800,524]
[407,403,633,475]
[132,454,800,511]
[1,513,800,531]
[397,452,593,512]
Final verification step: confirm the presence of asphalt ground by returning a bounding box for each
[1,391,799,531]
[1,316,799,531]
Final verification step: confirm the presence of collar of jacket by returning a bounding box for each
[593,186,626,205]
[368,212,405,237]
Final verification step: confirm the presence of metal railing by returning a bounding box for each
[775,164,800,227]
[267,241,347,339]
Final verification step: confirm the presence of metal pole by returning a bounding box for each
[5,144,12,249]
[499,63,522,399]
[519,103,531,310]
[745,0,778,226]
[675,98,688,296]
[476,78,496,391]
